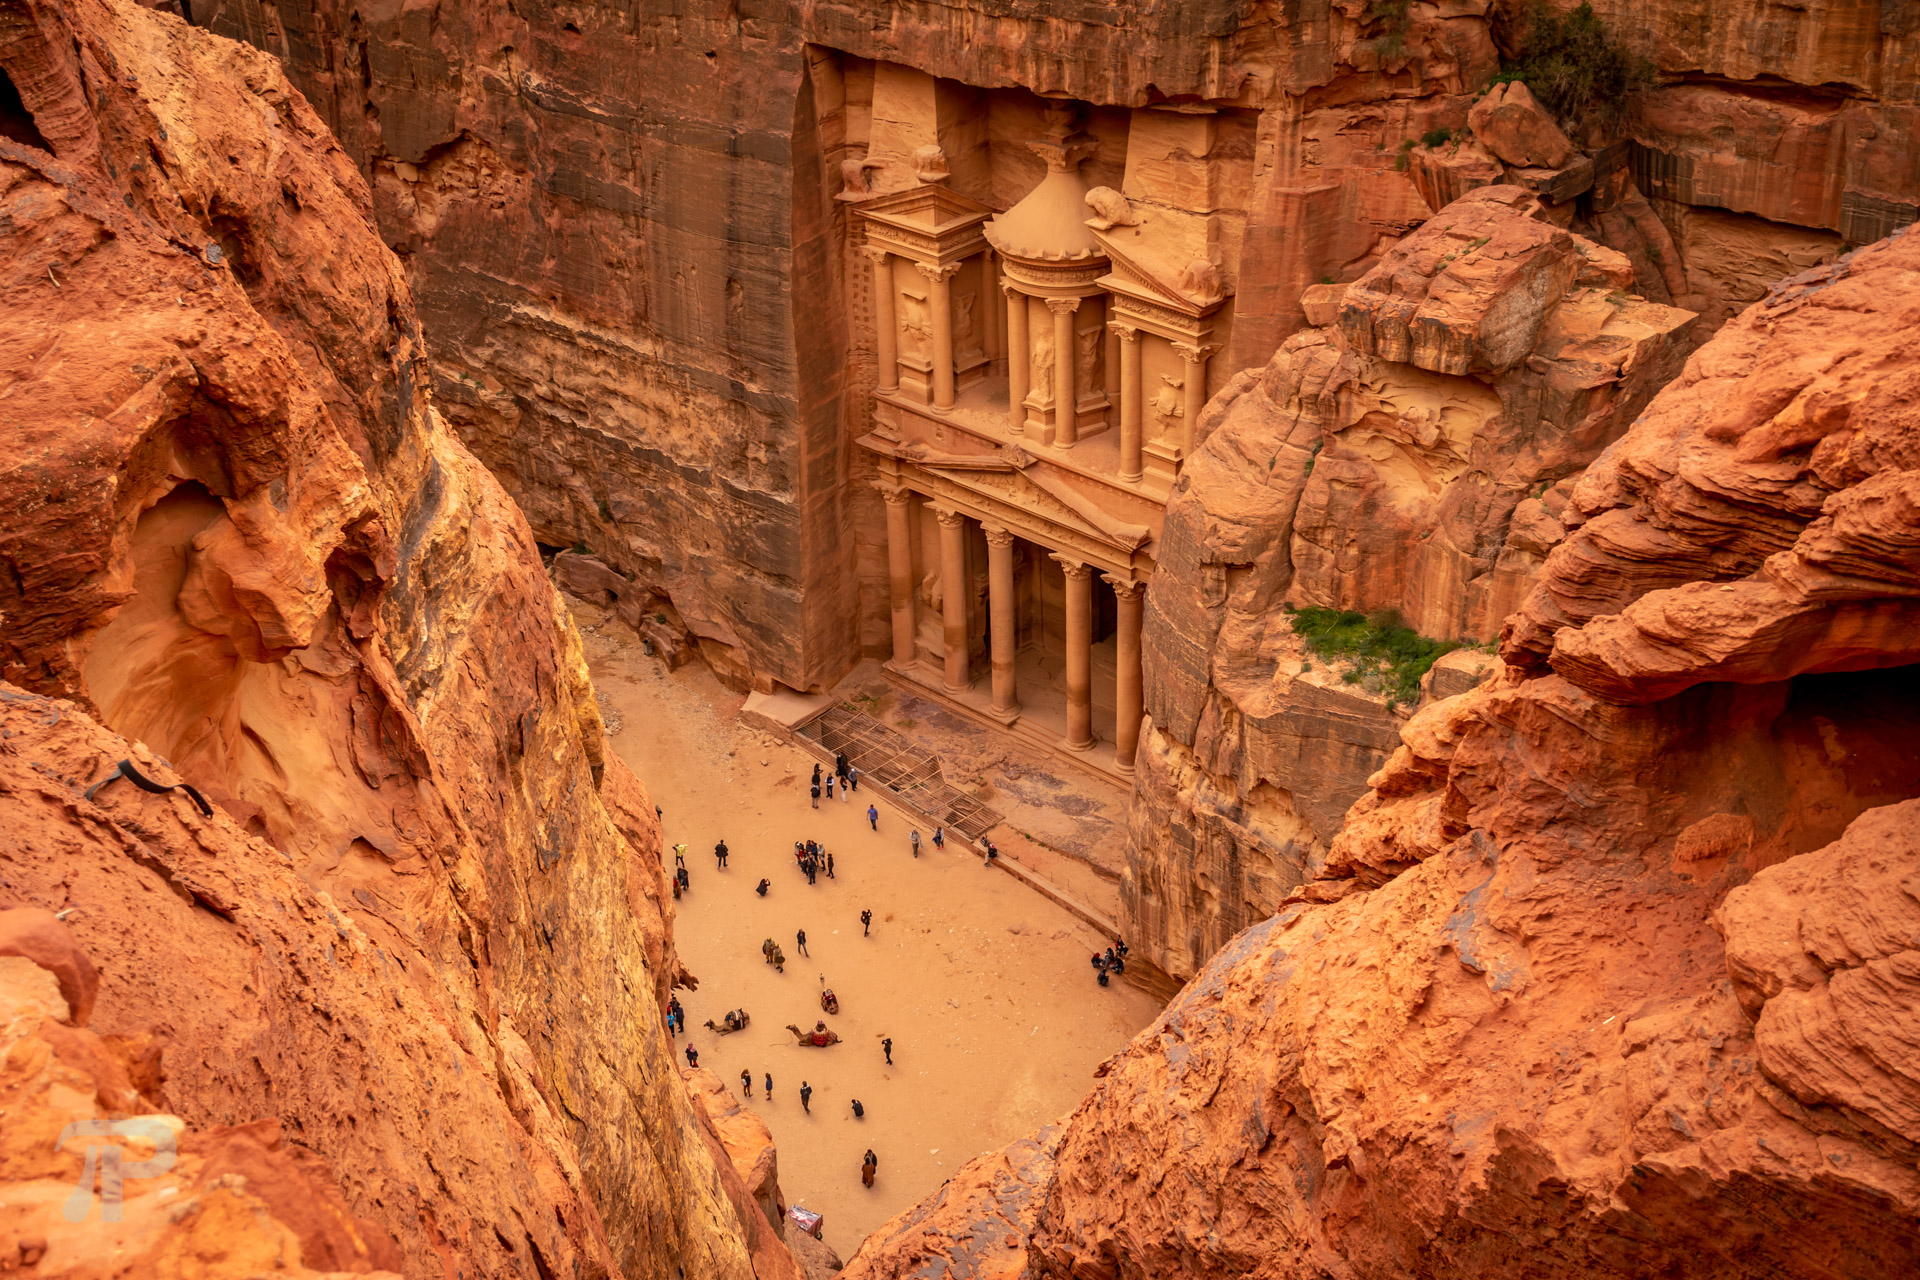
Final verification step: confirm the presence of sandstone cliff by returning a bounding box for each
[842,226,1920,1280]
[0,2,774,1275]
[1126,185,1693,980]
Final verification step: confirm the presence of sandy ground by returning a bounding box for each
[574,604,1164,1256]
[826,667,1136,914]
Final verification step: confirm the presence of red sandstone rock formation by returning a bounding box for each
[1127,186,1693,979]
[0,2,780,1276]
[0,908,404,1277]
[177,0,1914,695]
[843,225,1920,1280]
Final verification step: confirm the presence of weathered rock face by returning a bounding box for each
[0,3,772,1276]
[842,226,1920,1280]
[0,908,404,1277]
[171,0,1919,701]
[1125,186,1693,979]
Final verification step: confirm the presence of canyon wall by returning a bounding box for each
[185,0,1918,699]
[1125,185,1696,978]
[843,223,1920,1280]
[0,2,777,1275]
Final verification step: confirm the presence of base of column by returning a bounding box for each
[1118,467,1144,484]
[987,703,1022,726]
[1060,736,1095,753]
[1114,759,1136,776]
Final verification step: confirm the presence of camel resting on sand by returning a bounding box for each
[786,1021,841,1047]
[704,1009,750,1035]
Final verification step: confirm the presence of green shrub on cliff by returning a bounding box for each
[1493,0,1654,131]
[1286,606,1460,703]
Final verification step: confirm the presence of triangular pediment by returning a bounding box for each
[858,184,997,237]
[924,465,1151,554]
[1091,228,1229,315]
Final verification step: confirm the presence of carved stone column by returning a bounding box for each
[919,262,962,412]
[983,525,1020,722]
[880,488,916,667]
[1114,325,1142,482]
[1047,297,1079,446]
[982,251,1000,361]
[934,506,970,691]
[1055,554,1093,749]
[1174,342,1217,458]
[1003,283,1029,438]
[1106,574,1146,772]
[864,246,898,394]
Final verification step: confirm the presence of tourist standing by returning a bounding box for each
[851,1099,864,1118]
[741,1069,753,1099]
[796,928,809,957]
[800,1081,812,1114]
[849,765,861,794]
[825,772,835,801]
[810,780,821,809]
[755,878,770,897]
[685,1044,699,1068]
[835,752,850,786]
[909,829,921,858]
[714,839,728,869]
[673,842,688,868]
[765,1072,773,1100]
[931,825,945,850]
[862,1150,877,1187]
[882,1037,893,1066]
[826,851,835,878]
[867,803,878,831]
[861,909,873,937]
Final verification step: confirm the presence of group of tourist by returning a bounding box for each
[809,754,862,808]
[664,745,1124,1203]
[792,838,835,884]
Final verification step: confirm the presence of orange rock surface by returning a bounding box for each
[1126,186,1694,980]
[844,226,1920,1279]
[0,2,781,1276]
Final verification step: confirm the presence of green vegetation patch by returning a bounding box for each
[1492,0,1655,132]
[1286,605,1461,704]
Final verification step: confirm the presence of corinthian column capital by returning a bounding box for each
[1044,296,1082,316]
[915,261,964,283]
[1103,574,1146,599]
[982,524,1016,548]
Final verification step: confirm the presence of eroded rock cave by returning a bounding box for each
[1,0,1916,1275]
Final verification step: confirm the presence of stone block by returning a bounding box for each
[1299,282,1347,326]
[1510,153,1595,204]
[1408,137,1504,212]
[1338,186,1579,376]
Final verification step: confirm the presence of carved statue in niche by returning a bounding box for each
[919,569,943,614]
[1029,323,1055,402]
[1151,373,1184,439]
[1076,326,1102,396]
[1084,187,1140,230]
[839,155,882,198]
[912,145,950,184]
[900,292,931,360]
[954,290,983,361]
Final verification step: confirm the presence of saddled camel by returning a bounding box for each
[786,1021,841,1047]
[704,1009,750,1035]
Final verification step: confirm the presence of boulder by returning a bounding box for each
[1467,80,1577,169]
[0,909,98,1027]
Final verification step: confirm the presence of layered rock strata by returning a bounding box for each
[1126,185,1694,979]
[842,224,1920,1280]
[0,2,774,1276]
[0,908,404,1277]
